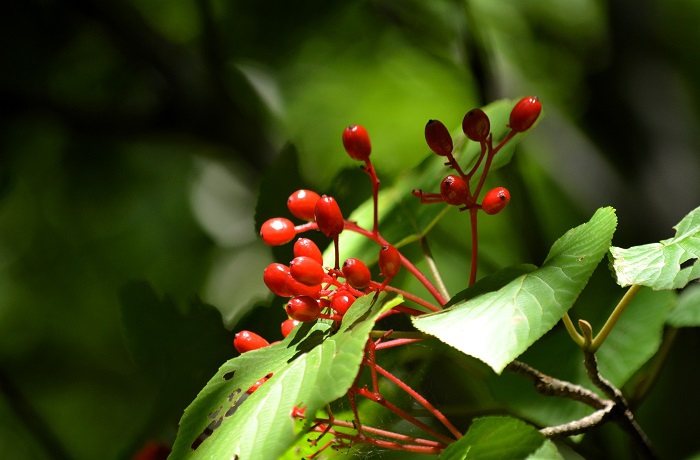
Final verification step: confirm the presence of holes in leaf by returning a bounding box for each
[223,370,235,381]
[680,257,698,270]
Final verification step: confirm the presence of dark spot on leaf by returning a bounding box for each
[208,406,223,419]
[223,370,235,380]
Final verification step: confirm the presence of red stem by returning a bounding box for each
[362,159,380,236]
[312,417,445,448]
[371,282,441,312]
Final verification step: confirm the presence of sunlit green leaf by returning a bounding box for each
[413,208,617,373]
[170,293,401,459]
[609,206,700,290]
[439,416,562,460]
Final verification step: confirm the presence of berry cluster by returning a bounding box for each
[233,97,542,454]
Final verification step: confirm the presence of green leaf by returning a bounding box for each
[667,283,700,327]
[439,416,562,460]
[170,292,402,459]
[413,207,617,373]
[609,205,700,290]
[330,99,529,265]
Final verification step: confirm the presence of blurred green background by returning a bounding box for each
[1,0,699,458]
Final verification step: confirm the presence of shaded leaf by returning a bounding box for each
[666,283,700,327]
[439,416,562,460]
[413,208,617,373]
[170,293,401,459]
[609,205,700,290]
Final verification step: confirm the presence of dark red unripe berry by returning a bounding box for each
[315,195,344,238]
[234,330,270,354]
[330,290,356,315]
[293,238,323,265]
[260,217,296,246]
[263,263,292,297]
[509,96,542,132]
[424,119,453,156]
[462,108,491,142]
[290,256,326,286]
[287,189,321,221]
[481,187,511,215]
[342,258,372,290]
[342,125,372,161]
[440,175,469,206]
[281,319,300,338]
[286,295,321,322]
[285,274,322,298]
[379,244,401,278]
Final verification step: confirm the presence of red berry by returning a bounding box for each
[424,119,453,156]
[293,238,323,265]
[234,330,270,354]
[285,274,322,298]
[440,174,469,206]
[330,290,356,315]
[342,258,372,290]
[287,189,321,221]
[342,125,372,161]
[462,108,490,142]
[247,376,269,394]
[378,244,401,278]
[481,187,511,215]
[260,217,296,246]
[281,319,300,338]
[286,296,321,322]
[132,442,171,460]
[509,96,542,132]
[263,263,293,297]
[315,195,344,238]
[290,256,326,286]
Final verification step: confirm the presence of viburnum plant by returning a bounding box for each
[170,97,700,459]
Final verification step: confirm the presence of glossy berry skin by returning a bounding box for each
[440,174,469,206]
[281,319,300,338]
[293,238,323,265]
[234,330,270,354]
[246,376,269,394]
[287,189,321,221]
[285,274,322,298]
[462,108,490,142]
[263,263,292,297]
[509,96,542,132]
[379,244,401,278]
[286,295,321,322]
[481,187,511,215]
[315,195,344,238]
[330,290,356,315]
[342,258,372,290]
[260,217,296,246]
[342,125,372,161]
[424,119,453,156]
[290,256,326,286]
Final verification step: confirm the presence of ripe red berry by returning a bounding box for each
[290,256,326,286]
[287,189,321,221]
[281,318,300,338]
[293,238,323,265]
[233,330,270,354]
[286,295,321,322]
[260,217,296,246]
[342,125,372,161]
[378,244,401,278]
[285,274,322,298]
[481,187,511,215]
[424,119,453,156]
[330,290,356,315]
[462,108,491,142]
[315,195,344,238]
[247,376,269,394]
[440,174,469,206]
[263,263,292,297]
[509,96,542,132]
[342,257,372,290]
